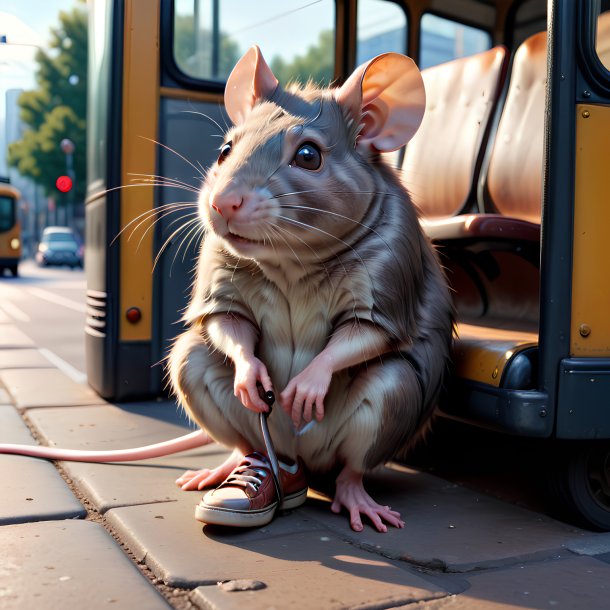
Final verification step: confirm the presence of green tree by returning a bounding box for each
[270,30,334,87]
[174,15,240,80]
[8,6,87,204]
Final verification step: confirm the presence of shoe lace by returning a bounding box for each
[222,453,269,493]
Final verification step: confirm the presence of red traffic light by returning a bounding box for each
[56,175,73,193]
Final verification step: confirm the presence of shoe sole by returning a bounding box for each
[194,487,307,527]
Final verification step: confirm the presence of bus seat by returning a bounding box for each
[453,323,538,390]
[424,35,547,396]
[402,46,508,219]
[484,31,547,224]
[447,17,610,393]
[417,32,546,248]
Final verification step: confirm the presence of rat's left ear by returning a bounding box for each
[335,53,425,152]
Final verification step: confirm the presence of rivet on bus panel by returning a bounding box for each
[579,324,591,337]
[126,307,142,324]
[582,110,590,118]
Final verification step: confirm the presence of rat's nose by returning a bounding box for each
[210,190,244,220]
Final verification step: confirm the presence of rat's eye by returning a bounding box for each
[292,142,322,171]
[218,141,232,165]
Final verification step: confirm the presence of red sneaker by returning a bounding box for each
[195,452,307,527]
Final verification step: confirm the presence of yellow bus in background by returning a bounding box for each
[0,178,22,277]
[86,0,610,530]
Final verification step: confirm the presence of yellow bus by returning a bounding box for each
[0,178,22,277]
[86,0,610,529]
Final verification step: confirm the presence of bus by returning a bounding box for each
[0,177,21,277]
[86,0,610,530]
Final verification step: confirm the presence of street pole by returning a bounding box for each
[60,138,75,228]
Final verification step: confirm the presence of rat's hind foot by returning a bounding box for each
[176,449,242,491]
[331,464,405,533]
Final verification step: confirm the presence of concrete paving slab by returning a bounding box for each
[106,499,458,606]
[0,519,170,609]
[190,534,453,610]
[26,402,230,512]
[0,405,86,524]
[302,464,587,572]
[0,368,106,408]
[0,387,11,404]
[0,324,35,348]
[409,556,610,610]
[0,348,54,370]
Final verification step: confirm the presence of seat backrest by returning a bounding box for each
[402,46,507,219]
[485,32,547,223]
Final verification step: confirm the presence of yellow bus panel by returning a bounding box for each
[119,0,160,341]
[571,103,610,356]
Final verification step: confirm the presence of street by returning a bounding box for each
[0,259,86,381]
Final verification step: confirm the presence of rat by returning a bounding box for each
[168,46,454,533]
[0,47,453,533]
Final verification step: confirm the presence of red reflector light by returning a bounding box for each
[126,307,142,323]
[56,175,73,193]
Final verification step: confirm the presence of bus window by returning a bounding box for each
[597,9,610,70]
[356,0,407,65]
[0,197,15,232]
[419,14,491,69]
[173,0,335,85]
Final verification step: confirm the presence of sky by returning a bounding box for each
[0,0,78,172]
[0,0,78,88]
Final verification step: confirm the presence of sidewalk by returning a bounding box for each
[2,319,610,609]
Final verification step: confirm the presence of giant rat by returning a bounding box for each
[168,47,454,532]
[0,47,453,533]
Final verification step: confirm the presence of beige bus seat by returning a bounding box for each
[403,46,508,219]
[423,31,547,244]
[484,31,547,225]
[444,33,547,393]
[443,18,609,393]
[425,34,548,391]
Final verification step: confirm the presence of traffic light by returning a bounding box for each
[56,175,73,193]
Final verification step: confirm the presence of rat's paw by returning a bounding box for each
[176,451,242,491]
[280,362,331,427]
[331,466,404,533]
[233,356,272,413]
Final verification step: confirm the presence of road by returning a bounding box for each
[0,259,86,382]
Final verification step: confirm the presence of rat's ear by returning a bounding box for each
[224,46,279,125]
[335,53,425,152]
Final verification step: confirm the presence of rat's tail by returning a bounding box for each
[0,429,212,463]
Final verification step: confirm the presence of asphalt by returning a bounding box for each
[2,316,610,609]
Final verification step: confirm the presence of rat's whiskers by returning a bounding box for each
[153,216,202,272]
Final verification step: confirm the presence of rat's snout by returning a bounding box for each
[209,189,244,220]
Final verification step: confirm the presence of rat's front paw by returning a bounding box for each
[233,356,273,413]
[280,362,331,427]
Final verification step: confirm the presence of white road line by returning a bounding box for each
[38,348,87,384]
[0,300,31,322]
[27,287,87,313]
